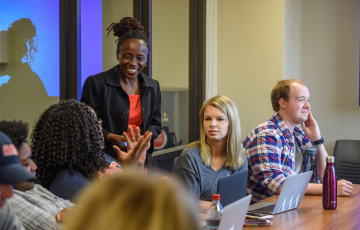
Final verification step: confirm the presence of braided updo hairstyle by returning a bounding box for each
[107,17,150,53]
[31,99,107,189]
[8,18,38,63]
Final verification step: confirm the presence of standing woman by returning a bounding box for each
[81,17,162,159]
[172,95,248,212]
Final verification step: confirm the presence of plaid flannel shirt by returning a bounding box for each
[243,113,312,203]
[8,184,75,230]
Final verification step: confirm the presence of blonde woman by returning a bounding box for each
[172,95,247,212]
[62,172,198,230]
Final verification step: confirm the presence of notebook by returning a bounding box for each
[217,170,248,207]
[247,171,313,215]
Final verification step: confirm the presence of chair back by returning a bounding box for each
[333,140,360,184]
[148,145,186,173]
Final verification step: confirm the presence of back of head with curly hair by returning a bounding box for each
[31,99,106,189]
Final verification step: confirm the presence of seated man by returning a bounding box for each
[0,120,76,229]
[243,79,353,203]
[0,131,35,230]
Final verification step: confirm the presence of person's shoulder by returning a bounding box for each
[179,146,201,159]
[0,202,24,230]
[49,169,90,201]
[7,192,24,204]
[51,169,90,187]
[243,119,280,146]
[175,146,201,168]
[86,66,117,83]
[139,73,160,87]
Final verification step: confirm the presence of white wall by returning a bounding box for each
[300,0,360,154]
[218,0,360,155]
[217,0,284,139]
[152,0,189,90]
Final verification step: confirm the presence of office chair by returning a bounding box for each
[148,145,186,173]
[333,140,360,184]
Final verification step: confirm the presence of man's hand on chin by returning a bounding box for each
[301,110,321,142]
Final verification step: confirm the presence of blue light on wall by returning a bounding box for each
[80,0,102,97]
[0,0,59,97]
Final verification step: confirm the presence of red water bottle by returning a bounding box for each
[323,156,337,210]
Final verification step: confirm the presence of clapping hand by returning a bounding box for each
[113,126,152,169]
[301,110,321,142]
[124,126,152,165]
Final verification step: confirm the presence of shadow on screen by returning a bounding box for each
[0,18,52,130]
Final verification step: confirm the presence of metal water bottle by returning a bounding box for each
[323,156,337,210]
[206,194,224,229]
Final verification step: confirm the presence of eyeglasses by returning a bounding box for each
[98,118,103,128]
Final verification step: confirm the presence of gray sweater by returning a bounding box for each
[172,147,248,201]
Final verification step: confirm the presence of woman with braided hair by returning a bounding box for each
[81,17,162,160]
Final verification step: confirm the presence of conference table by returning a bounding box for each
[245,184,360,230]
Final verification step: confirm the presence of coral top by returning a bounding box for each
[127,95,143,137]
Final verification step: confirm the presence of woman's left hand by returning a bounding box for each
[113,133,152,169]
[123,126,152,165]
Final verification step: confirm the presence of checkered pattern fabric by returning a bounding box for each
[243,113,312,203]
[98,161,122,179]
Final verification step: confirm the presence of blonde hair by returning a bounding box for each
[271,79,306,112]
[188,95,244,170]
[63,173,198,230]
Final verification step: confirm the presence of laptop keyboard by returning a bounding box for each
[250,204,276,213]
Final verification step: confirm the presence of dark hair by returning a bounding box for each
[271,79,306,112]
[0,120,28,150]
[8,18,38,63]
[31,99,107,189]
[107,17,150,52]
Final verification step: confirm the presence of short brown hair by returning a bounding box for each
[271,79,305,112]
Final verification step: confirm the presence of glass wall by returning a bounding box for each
[79,0,133,93]
[0,1,60,139]
[152,0,190,151]
[79,0,189,152]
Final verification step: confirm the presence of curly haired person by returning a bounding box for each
[31,99,151,202]
[0,120,75,229]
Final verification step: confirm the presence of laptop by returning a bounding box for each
[247,171,313,215]
[217,170,248,207]
[201,195,252,230]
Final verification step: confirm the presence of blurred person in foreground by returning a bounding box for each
[63,172,199,230]
[0,120,76,229]
[0,131,35,230]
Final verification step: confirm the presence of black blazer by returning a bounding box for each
[81,65,162,159]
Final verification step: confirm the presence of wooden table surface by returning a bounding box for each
[245,184,360,230]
